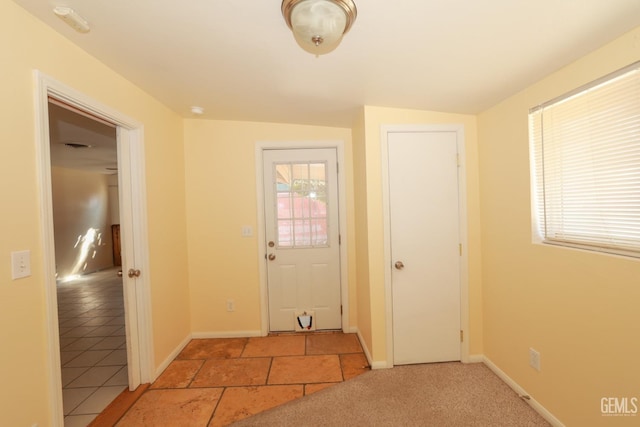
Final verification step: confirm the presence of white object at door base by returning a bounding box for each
[294,310,316,332]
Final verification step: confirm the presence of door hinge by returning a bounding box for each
[340,305,343,315]
[339,234,342,245]
[459,243,462,256]
[337,162,339,173]
[460,330,464,342]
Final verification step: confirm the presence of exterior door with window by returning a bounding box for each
[263,148,341,331]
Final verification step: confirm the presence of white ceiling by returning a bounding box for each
[16,0,640,128]
[48,102,117,174]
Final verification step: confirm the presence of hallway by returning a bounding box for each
[57,269,128,426]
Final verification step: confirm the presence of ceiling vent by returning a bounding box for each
[63,142,92,149]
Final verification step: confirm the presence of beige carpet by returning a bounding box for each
[233,362,551,426]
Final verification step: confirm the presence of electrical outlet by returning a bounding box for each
[11,250,31,279]
[529,347,541,371]
[226,299,235,312]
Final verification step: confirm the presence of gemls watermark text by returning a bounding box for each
[601,397,638,417]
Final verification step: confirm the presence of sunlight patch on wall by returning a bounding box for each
[61,227,103,281]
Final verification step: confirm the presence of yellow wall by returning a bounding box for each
[183,119,356,334]
[478,27,640,425]
[6,0,638,424]
[0,3,190,425]
[352,109,374,356]
[357,106,483,363]
[51,167,114,277]
[182,107,483,369]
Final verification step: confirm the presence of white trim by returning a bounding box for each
[154,333,192,379]
[157,330,270,379]
[255,141,350,335]
[34,71,154,425]
[192,330,263,339]
[467,354,484,363]
[380,124,470,367]
[483,356,565,427]
[34,72,63,427]
[369,360,391,370]
[355,328,389,370]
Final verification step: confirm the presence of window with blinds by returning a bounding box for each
[529,61,640,257]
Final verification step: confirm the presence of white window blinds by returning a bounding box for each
[529,62,640,257]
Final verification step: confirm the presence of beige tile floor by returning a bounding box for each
[57,268,128,427]
[115,333,369,426]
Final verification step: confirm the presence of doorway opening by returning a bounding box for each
[48,99,129,423]
[34,71,153,426]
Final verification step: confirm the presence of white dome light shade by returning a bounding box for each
[282,0,357,55]
[292,1,346,54]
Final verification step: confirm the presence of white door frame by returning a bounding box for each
[255,141,350,336]
[381,124,470,367]
[34,71,154,425]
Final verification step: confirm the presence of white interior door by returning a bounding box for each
[116,127,142,389]
[263,148,342,331]
[388,130,461,365]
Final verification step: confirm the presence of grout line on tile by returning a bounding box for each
[207,386,228,425]
[68,387,99,416]
[185,359,207,389]
[264,356,274,386]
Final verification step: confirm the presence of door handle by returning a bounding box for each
[394,261,404,270]
[117,270,123,277]
[128,268,141,278]
[268,254,276,261]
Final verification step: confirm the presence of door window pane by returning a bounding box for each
[274,162,329,248]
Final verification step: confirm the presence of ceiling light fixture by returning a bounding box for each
[282,0,357,55]
[53,6,90,33]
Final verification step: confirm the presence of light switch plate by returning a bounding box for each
[241,226,253,237]
[11,250,31,280]
[529,347,541,371]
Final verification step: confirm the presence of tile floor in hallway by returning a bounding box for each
[111,333,369,426]
[57,268,128,427]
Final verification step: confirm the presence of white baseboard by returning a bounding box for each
[354,328,390,370]
[155,330,264,379]
[191,330,263,339]
[354,328,374,368]
[154,333,192,379]
[466,354,484,363]
[345,325,358,334]
[482,356,564,427]
[369,360,390,369]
